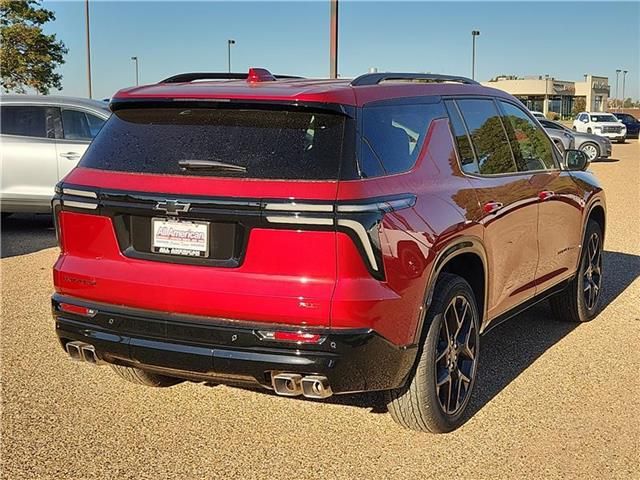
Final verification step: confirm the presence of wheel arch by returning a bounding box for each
[414,237,488,344]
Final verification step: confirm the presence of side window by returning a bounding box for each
[361,101,446,176]
[0,105,57,138]
[444,100,478,174]
[456,99,516,175]
[498,100,556,171]
[61,109,101,141]
[86,113,106,137]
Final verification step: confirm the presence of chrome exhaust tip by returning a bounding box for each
[272,373,303,396]
[301,375,333,399]
[80,344,103,365]
[65,341,84,361]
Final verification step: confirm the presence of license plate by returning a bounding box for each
[151,218,209,257]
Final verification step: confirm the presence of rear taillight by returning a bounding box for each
[257,330,325,344]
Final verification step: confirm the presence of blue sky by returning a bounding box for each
[43,1,639,100]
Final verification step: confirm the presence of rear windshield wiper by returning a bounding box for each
[178,159,247,173]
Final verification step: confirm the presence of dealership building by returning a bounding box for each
[482,74,610,117]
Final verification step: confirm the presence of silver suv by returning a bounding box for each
[0,95,110,215]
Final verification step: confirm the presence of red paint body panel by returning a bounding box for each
[55,212,340,326]
[64,167,339,201]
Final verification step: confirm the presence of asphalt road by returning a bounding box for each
[2,141,639,479]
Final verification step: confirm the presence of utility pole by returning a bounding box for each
[85,0,93,98]
[131,57,139,86]
[471,30,480,80]
[329,0,338,78]
[621,70,628,108]
[227,39,235,73]
[615,69,621,109]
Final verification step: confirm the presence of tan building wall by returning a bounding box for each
[483,74,610,116]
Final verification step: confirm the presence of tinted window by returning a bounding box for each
[0,105,57,138]
[361,102,445,176]
[444,100,478,174]
[80,107,351,180]
[87,113,106,137]
[456,99,516,175]
[499,101,555,171]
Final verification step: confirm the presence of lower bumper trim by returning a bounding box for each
[52,294,417,394]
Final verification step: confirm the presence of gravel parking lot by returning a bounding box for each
[2,141,639,480]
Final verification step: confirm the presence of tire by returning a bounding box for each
[110,364,183,387]
[385,273,480,433]
[550,219,603,323]
[580,142,600,161]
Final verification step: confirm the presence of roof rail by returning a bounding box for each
[160,72,304,83]
[350,73,479,87]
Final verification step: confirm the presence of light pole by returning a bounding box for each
[131,57,139,86]
[330,0,339,78]
[622,70,628,108]
[85,0,92,98]
[227,39,235,73]
[615,69,621,108]
[471,30,480,80]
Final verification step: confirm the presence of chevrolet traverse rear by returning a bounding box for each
[53,68,606,432]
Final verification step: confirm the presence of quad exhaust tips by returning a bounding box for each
[65,341,104,365]
[272,373,333,399]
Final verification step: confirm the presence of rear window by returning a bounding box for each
[80,107,351,180]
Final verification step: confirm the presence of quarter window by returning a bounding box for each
[444,100,478,174]
[62,109,105,141]
[361,102,446,176]
[456,99,516,175]
[0,105,57,138]
[498,101,555,171]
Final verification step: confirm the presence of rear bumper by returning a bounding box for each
[52,294,416,394]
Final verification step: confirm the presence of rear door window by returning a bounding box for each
[61,109,106,140]
[0,105,57,139]
[80,107,352,180]
[361,101,446,176]
[456,99,516,175]
[498,101,556,171]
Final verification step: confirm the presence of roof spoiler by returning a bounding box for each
[351,73,479,86]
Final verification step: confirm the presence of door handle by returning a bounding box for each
[482,201,504,214]
[538,190,555,201]
[60,152,80,159]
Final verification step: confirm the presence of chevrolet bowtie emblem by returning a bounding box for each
[154,200,191,215]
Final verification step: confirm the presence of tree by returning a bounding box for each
[0,0,67,94]
[571,97,586,116]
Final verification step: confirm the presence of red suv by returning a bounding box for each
[52,69,606,432]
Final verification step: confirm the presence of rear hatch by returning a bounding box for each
[54,101,357,327]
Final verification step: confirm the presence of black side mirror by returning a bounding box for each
[564,149,589,171]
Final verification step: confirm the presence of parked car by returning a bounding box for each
[540,119,612,161]
[572,112,626,142]
[611,112,640,138]
[52,69,606,433]
[530,110,546,119]
[543,124,574,153]
[0,95,110,216]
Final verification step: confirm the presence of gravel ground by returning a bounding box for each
[1,141,639,479]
